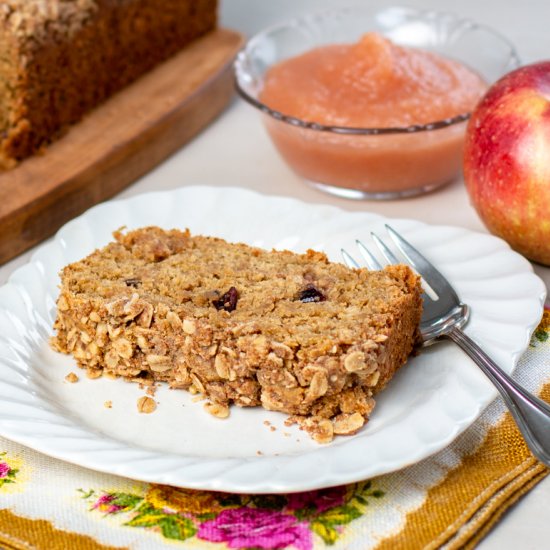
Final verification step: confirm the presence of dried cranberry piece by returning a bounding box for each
[299,285,326,303]
[124,278,141,288]
[213,286,239,312]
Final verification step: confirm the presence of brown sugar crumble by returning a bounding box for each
[51,227,422,443]
[64,372,78,383]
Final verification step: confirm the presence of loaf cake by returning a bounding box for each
[0,0,217,168]
[51,227,423,443]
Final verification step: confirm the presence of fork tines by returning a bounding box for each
[341,224,461,304]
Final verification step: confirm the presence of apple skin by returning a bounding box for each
[463,61,550,265]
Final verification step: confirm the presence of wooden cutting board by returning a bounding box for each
[0,28,244,264]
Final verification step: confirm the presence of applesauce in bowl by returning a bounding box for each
[235,6,520,199]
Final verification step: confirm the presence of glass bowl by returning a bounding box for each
[234,6,520,200]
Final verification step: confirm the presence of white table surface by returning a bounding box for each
[1,0,549,547]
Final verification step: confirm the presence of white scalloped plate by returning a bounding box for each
[0,186,545,493]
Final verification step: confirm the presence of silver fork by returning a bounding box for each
[341,224,550,466]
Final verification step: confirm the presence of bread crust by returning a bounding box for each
[0,0,218,167]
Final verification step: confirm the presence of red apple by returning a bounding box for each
[463,61,550,265]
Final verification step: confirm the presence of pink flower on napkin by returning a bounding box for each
[286,486,346,513]
[0,462,10,478]
[92,493,125,514]
[197,507,312,550]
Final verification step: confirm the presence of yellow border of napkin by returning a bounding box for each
[376,384,550,550]
[0,508,120,549]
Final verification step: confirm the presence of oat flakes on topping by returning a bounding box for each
[136,396,156,414]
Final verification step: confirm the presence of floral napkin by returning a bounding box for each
[0,311,548,550]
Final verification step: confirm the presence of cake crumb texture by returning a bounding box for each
[51,227,422,442]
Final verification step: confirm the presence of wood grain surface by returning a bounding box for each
[0,28,244,264]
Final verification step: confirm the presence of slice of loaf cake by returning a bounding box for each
[0,0,217,168]
[51,227,422,442]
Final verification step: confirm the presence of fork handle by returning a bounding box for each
[447,326,550,466]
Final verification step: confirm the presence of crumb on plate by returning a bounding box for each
[137,396,156,414]
[204,402,230,419]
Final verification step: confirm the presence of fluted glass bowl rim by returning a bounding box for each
[234,5,521,135]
